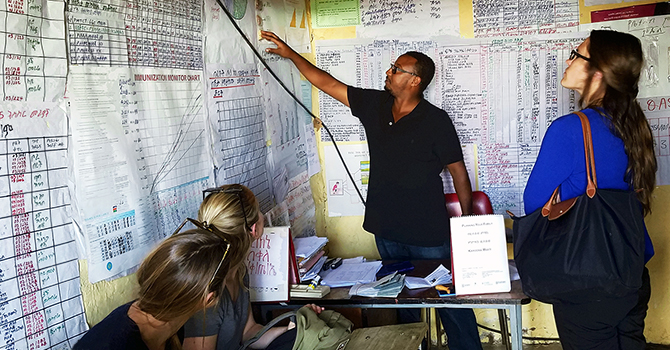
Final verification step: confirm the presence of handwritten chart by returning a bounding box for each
[316,34,585,215]
[0,104,88,349]
[1,0,67,102]
[357,0,460,37]
[472,0,579,37]
[641,96,670,186]
[67,0,203,70]
[69,66,213,283]
[206,64,272,211]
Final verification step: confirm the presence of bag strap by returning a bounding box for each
[236,310,298,350]
[575,111,598,196]
[541,110,597,219]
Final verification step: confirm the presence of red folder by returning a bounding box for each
[288,233,300,285]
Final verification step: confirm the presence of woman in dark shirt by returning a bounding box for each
[74,228,234,350]
[524,30,657,349]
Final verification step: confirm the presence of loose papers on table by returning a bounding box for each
[349,272,406,298]
[404,264,453,289]
[321,261,383,288]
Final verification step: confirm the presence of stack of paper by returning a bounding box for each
[320,261,383,288]
[404,264,452,289]
[349,272,406,298]
[300,255,327,282]
[293,236,329,282]
[293,236,328,259]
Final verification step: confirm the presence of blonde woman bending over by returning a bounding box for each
[183,184,322,350]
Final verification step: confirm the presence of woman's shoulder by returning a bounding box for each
[74,302,146,350]
[549,108,606,133]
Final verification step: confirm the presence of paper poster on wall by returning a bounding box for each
[640,96,670,186]
[256,0,311,53]
[580,15,670,98]
[450,214,510,295]
[205,63,273,211]
[0,102,89,349]
[247,226,290,302]
[204,0,257,64]
[1,0,67,102]
[69,66,214,283]
[324,143,368,217]
[590,2,670,23]
[67,0,203,70]
[357,0,460,38]
[311,0,361,28]
[470,0,579,37]
[259,58,317,220]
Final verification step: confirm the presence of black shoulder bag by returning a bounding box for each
[510,111,645,304]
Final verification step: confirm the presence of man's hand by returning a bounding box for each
[260,31,296,59]
[260,30,349,106]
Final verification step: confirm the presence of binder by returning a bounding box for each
[288,233,300,285]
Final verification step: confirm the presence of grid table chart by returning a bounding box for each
[0,136,88,350]
[472,0,579,37]
[1,0,68,102]
[216,97,272,210]
[67,0,203,69]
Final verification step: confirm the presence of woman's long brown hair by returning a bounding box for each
[135,229,232,349]
[580,30,657,214]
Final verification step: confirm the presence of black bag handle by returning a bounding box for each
[236,310,298,350]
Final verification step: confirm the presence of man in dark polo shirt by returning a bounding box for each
[261,31,480,350]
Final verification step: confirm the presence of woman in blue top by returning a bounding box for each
[524,30,657,349]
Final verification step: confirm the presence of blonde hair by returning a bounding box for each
[198,184,258,287]
[135,228,231,349]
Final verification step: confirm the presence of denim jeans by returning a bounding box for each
[376,236,483,350]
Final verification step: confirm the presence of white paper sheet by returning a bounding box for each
[640,96,670,186]
[0,102,88,349]
[472,0,579,37]
[67,0,203,70]
[205,63,273,210]
[320,260,383,288]
[450,214,510,295]
[69,66,213,283]
[1,0,67,102]
[580,15,670,99]
[356,0,460,38]
[323,143,368,217]
[404,264,453,289]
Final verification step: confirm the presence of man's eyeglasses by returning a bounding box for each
[171,217,230,289]
[569,49,590,62]
[390,63,418,77]
[202,186,252,232]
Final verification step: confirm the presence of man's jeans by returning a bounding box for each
[376,236,483,350]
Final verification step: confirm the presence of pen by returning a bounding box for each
[308,275,321,289]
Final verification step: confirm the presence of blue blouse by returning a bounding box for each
[523,108,654,262]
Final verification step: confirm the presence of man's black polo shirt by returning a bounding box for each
[347,86,463,247]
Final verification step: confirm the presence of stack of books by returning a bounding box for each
[293,236,329,282]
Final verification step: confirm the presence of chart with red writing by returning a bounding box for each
[67,0,202,70]
[0,103,88,350]
[1,0,68,102]
[246,226,290,302]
